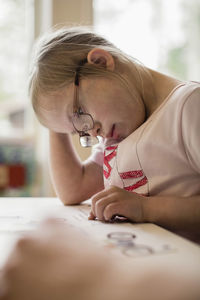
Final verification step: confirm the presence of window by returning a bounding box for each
[0,0,33,138]
[0,0,37,197]
[93,0,200,80]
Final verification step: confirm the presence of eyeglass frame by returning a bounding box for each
[72,58,99,146]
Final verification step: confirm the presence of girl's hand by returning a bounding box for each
[88,186,145,223]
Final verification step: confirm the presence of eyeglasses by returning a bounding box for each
[71,59,100,147]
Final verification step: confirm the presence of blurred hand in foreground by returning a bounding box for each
[0,219,199,300]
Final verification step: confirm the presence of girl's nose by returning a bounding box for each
[88,122,101,137]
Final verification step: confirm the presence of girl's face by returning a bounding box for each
[38,76,146,143]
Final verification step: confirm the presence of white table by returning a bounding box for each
[0,197,200,283]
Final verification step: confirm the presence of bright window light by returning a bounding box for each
[93,0,200,80]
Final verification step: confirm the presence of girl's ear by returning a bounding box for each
[87,48,115,71]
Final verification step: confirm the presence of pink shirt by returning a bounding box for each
[90,82,200,197]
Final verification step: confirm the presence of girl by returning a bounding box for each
[29,27,200,241]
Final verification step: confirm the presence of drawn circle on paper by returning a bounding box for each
[107,232,136,241]
[122,244,154,258]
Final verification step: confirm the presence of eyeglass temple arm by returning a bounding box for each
[74,58,88,86]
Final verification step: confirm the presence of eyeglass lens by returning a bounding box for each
[80,135,100,147]
[72,113,94,132]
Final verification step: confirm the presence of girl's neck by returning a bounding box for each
[145,69,182,116]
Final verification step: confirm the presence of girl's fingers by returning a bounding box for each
[91,186,119,218]
[91,192,108,218]
[94,196,117,221]
[103,202,124,222]
[88,211,96,220]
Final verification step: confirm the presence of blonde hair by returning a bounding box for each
[29,26,150,121]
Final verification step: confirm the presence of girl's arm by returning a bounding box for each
[142,194,200,241]
[49,131,104,205]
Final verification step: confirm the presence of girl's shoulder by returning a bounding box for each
[177,81,200,106]
[181,80,200,93]
[167,81,200,106]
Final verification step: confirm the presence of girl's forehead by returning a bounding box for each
[37,86,75,132]
[38,86,73,111]
[38,106,74,133]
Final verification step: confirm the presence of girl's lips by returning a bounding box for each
[105,124,123,142]
[105,124,115,139]
[111,124,120,140]
[105,124,123,143]
[111,124,115,138]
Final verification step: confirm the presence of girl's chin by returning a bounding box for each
[104,136,124,146]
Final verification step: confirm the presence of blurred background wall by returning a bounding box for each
[0,0,199,197]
